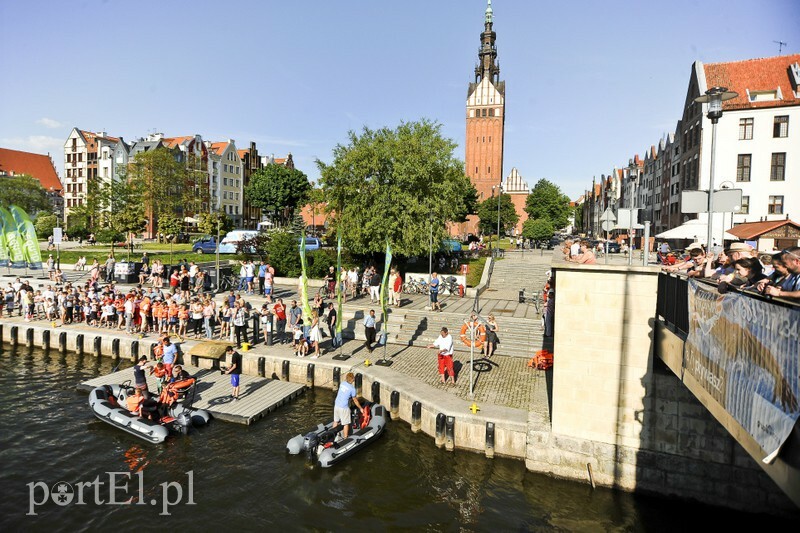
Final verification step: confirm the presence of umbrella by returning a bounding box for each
[655,219,738,242]
[183,217,199,224]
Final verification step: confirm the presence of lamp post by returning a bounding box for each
[628,161,638,266]
[492,184,503,256]
[694,86,738,249]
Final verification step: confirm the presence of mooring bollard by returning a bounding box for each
[258,357,266,377]
[445,416,455,451]
[390,390,400,418]
[266,313,274,346]
[371,381,380,404]
[281,360,290,381]
[333,367,341,389]
[63,332,71,353]
[355,373,362,396]
[411,401,422,432]
[42,330,50,350]
[435,413,446,447]
[112,338,120,359]
[26,328,34,347]
[251,314,260,345]
[485,422,495,459]
[130,340,139,360]
[93,336,102,357]
[306,363,315,388]
[0,324,3,345]
[150,343,158,359]
[10,326,18,345]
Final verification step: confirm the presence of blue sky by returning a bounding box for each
[1,0,797,200]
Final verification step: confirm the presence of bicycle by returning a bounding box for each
[217,273,239,293]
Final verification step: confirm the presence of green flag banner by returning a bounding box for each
[336,231,343,335]
[0,207,25,267]
[299,232,313,322]
[0,209,9,267]
[10,205,43,269]
[380,241,393,340]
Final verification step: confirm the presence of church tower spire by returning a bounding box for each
[465,0,505,208]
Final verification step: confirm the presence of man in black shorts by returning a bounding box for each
[224,346,242,400]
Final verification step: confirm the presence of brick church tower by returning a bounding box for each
[466,0,505,206]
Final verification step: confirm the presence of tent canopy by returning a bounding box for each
[655,219,738,243]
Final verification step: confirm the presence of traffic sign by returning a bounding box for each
[601,221,614,232]
[600,208,616,223]
[53,228,63,244]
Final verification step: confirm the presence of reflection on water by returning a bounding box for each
[0,344,796,531]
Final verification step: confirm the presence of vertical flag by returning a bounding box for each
[379,241,393,342]
[10,205,43,270]
[0,207,25,267]
[336,230,343,335]
[298,232,313,322]
[0,209,9,267]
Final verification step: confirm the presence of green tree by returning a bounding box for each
[0,174,51,216]
[126,148,189,233]
[34,213,58,237]
[318,120,476,256]
[264,230,301,277]
[245,164,311,227]
[522,218,554,243]
[106,176,146,238]
[157,213,184,264]
[198,212,234,238]
[525,179,571,231]
[68,175,107,230]
[476,193,519,237]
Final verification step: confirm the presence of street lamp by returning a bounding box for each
[492,184,503,257]
[694,86,738,249]
[628,161,639,266]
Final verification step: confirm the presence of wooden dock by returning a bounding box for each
[79,365,305,425]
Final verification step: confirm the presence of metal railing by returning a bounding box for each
[656,272,689,337]
[472,256,495,313]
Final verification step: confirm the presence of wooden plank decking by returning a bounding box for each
[79,365,305,425]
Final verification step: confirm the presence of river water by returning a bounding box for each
[0,345,794,531]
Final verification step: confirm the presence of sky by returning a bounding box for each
[1,0,798,200]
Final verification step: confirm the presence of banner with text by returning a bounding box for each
[685,279,800,461]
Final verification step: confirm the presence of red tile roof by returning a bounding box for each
[704,54,800,110]
[237,149,248,159]
[162,136,195,148]
[0,147,63,191]
[209,142,228,155]
[728,219,800,240]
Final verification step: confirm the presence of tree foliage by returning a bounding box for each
[198,211,234,238]
[476,193,519,237]
[126,148,194,230]
[34,214,58,237]
[105,176,146,237]
[263,230,300,277]
[0,175,51,216]
[317,120,476,256]
[245,164,311,227]
[522,218,554,242]
[157,214,183,240]
[525,179,571,231]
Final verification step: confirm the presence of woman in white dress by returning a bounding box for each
[309,310,322,358]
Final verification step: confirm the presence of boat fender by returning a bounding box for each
[445,416,455,451]
[74,333,82,354]
[333,367,341,389]
[435,413,446,447]
[485,422,495,458]
[354,373,362,396]
[281,360,290,381]
[390,390,400,418]
[371,381,380,404]
[411,401,422,432]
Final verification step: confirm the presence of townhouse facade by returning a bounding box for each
[577,53,800,247]
[0,147,64,217]
[207,140,243,227]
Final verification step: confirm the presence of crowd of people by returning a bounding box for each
[661,242,800,301]
[561,239,597,265]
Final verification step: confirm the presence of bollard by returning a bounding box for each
[281,360,289,381]
[42,330,50,350]
[94,336,102,357]
[411,401,422,432]
[150,343,158,359]
[390,390,400,418]
[65,332,73,354]
[0,324,3,345]
[258,357,266,377]
[251,315,260,345]
[191,355,199,367]
[266,313,274,346]
[354,373,362,396]
[130,340,139,360]
[10,326,18,345]
[333,367,341,389]
[26,328,34,347]
[306,363,315,388]
[445,416,455,451]
[435,413,446,447]
[112,338,121,359]
[485,422,495,459]
[371,381,380,404]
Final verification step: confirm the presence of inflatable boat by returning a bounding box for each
[88,379,211,444]
[286,402,387,467]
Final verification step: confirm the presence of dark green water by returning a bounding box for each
[0,345,795,532]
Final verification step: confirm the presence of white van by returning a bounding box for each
[220,230,258,254]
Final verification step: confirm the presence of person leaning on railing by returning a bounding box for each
[663,243,705,275]
[762,247,800,301]
[704,249,733,280]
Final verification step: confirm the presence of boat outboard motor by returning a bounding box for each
[175,411,192,435]
[305,433,320,462]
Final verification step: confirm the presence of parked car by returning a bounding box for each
[605,241,621,253]
[298,237,322,251]
[192,235,219,254]
[440,239,463,252]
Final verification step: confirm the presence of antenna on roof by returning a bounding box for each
[774,40,787,54]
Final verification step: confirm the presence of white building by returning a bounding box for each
[207,140,243,226]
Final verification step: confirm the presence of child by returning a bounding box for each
[178,304,189,339]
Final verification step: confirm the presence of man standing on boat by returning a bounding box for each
[224,346,242,400]
[132,355,151,396]
[161,337,177,378]
[333,372,362,439]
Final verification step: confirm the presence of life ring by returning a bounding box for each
[460,322,486,347]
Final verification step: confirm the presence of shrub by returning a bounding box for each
[94,228,125,243]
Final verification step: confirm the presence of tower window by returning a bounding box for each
[482,137,485,142]
[482,109,487,117]
[489,136,492,142]
[489,108,494,117]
